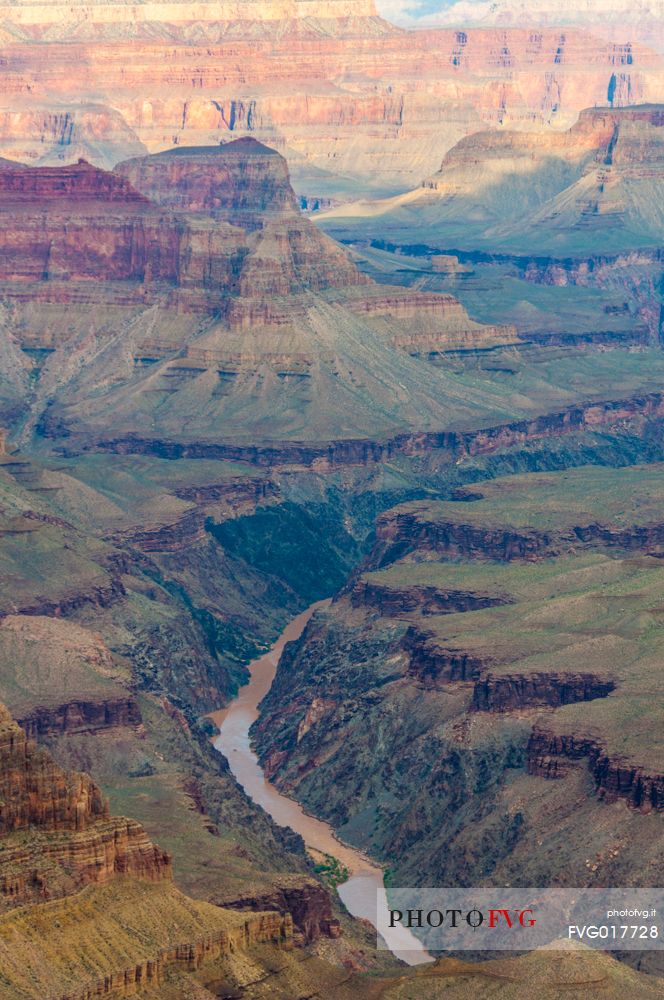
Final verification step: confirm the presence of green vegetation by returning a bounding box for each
[207,501,362,603]
[395,462,664,531]
[57,453,262,513]
[363,464,664,768]
[312,853,350,888]
[346,241,657,346]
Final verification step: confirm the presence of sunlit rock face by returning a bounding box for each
[0,699,172,910]
[318,104,664,256]
[0,0,661,196]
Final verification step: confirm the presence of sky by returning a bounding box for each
[375,1,492,25]
[375,0,443,22]
[374,0,662,27]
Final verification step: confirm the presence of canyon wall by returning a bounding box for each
[0,701,300,999]
[0,8,661,194]
[0,142,523,450]
[0,702,172,909]
[320,104,664,258]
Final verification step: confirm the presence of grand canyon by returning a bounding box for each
[0,0,663,998]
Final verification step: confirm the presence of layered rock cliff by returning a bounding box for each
[0,3,662,197]
[0,713,299,999]
[0,702,172,909]
[0,141,526,450]
[0,156,247,313]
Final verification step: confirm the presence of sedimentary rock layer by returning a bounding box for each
[0,703,171,909]
[253,467,664,895]
[0,5,661,193]
[91,389,664,466]
[0,141,519,448]
[528,727,664,810]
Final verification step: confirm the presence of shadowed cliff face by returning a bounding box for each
[319,105,664,256]
[1,8,663,1000]
[315,102,664,368]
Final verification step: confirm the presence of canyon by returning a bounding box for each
[318,103,664,361]
[0,141,530,449]
[0,4,664,992]
[254,465,664,920]
[0,700,351,1000]
[4,134,664,460]
[320,104,664,255]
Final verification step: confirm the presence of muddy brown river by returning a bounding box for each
[210,600,432,965]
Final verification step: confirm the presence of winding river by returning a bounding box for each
[210,600,432,966]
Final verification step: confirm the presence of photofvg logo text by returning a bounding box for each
[390,906,536,931]
[377,889,664,953]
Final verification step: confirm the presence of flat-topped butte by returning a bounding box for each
[387,463,664,534]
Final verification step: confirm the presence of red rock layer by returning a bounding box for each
[0,24,661,191]
[472,673,616,711]
[402,627,491,683]
[0,818,172,906]
[116,138,298,227]
[351,579,511,616]
[1,577,126,620]
[0,704,107,833]
[0,159,146,202]
[0,155,246,312]
[375,506,664,563]
[17,697,142,739]
[0,703,172,908]
[218,879,341,944]
[97,389,664,468]
[112,476,277,552]
[0,141,365,323]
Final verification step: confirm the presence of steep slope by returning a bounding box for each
[0,443,352,923]
[0,436,425,993]
[0,700,171,910]
[318,105,664,255]
[0,701,359,1000]
[8,136,664,456]
[0,140,523,450]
